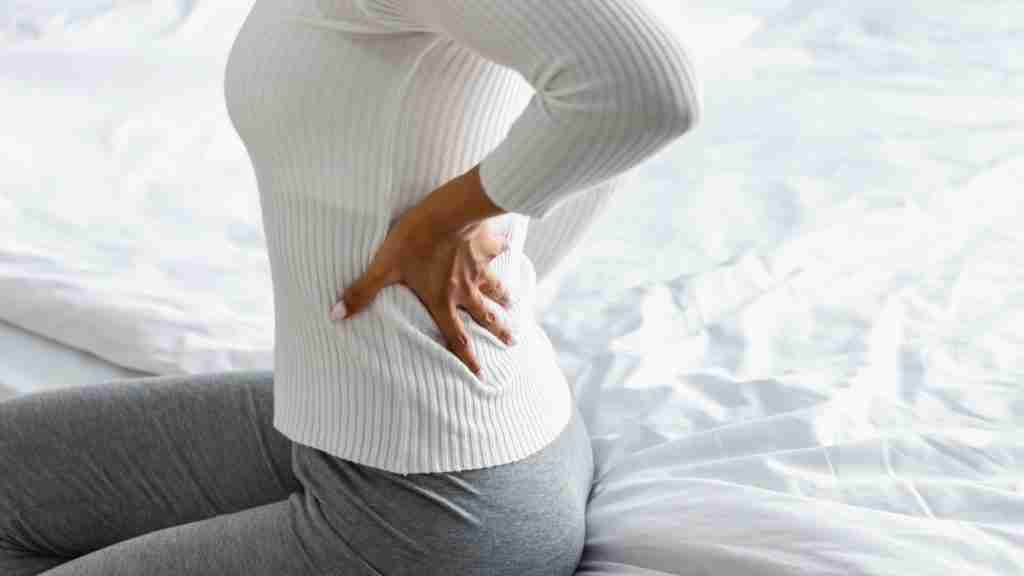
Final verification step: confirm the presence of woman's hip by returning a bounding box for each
[291,404,594,575]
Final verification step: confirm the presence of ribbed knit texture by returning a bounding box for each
[224,0,700,474]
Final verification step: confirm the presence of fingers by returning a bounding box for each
[477,269,514,310]
[333,265,400,322]
[430,298,481,377]
[463,289,516,347]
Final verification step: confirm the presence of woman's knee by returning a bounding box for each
[0,535,67,576]
[0,404,26,544]
[0,400,78,574]
[0,464,52,575]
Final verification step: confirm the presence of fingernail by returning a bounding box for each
[330,300,347,322]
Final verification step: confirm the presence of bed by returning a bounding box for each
[0,317,149,400]
[2,1,1022,574]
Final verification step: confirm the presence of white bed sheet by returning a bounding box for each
[2,1,1022,574]
[0,317,149,400]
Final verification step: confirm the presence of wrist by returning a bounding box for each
[419,164,506,237]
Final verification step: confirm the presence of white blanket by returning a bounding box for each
[2,1,1022,574]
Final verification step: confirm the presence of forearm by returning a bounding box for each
[366,0,700,223]
[415,163,507,236]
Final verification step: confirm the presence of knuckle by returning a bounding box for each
[450,330,468,348]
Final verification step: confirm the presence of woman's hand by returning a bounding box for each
[329,206,517,377]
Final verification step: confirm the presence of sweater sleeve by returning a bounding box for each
[358,0,702,221]
[523,175,620,285]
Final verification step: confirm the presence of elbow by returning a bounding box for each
[532,45,702,151]
[610,34,704,140]
[670,61,703,134]
[669,38,704,134]
[538,45,702,139]
[639,52,703,140]
[612,76,701,147]
[534,4,703,141]
[651,81,701,138]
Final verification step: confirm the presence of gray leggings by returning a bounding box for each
[0,370,595,575]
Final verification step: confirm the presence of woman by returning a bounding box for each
[0,0,700,574]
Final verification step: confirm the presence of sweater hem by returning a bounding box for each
[272,372,574,475]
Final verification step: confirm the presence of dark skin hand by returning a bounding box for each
[330,163,516,376]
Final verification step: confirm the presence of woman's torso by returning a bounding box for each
[223,0,577,475]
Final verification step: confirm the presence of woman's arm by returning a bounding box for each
[336,0,703,372]
[361,0,702,225]
[415,163,619,289]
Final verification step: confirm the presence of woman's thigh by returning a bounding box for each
[33,489,371,576]
[0,370,299,571]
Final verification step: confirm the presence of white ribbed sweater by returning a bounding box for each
[223,0,700,474]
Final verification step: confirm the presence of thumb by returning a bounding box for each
[332,266,399,322]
